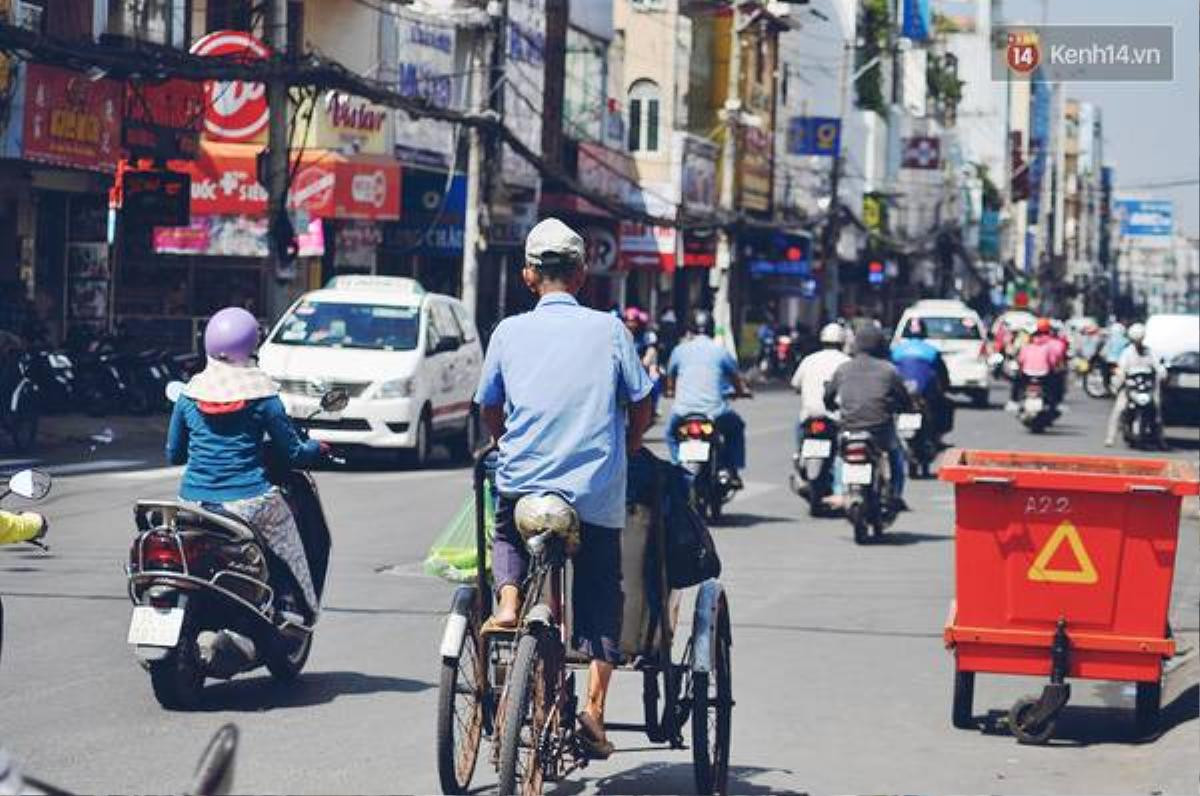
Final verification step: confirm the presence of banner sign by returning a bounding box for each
[154,214,324,257]
[22,63,121,172]
[122,169,191,228]
[901,136,941,169]
[902,0,932,41]
[394,11,457,167]
[787,116,841,157]
[501,0,546,189]
[124,78,205,160]
[1115,199,1172,238]
[190,31,271,144]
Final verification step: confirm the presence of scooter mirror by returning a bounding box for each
[186,723,238,796]
[320,388,350,414]
[9,468,51,500]
[165,381,186,404]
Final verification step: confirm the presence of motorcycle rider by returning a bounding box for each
[624,307,662,417]
[1010,318,1065,411]
[890,318,953,443]
[165,306,325,627]
[1104,322,1167,449]
[0,509,46,547]
[824,324,914,510]
[791,322,850,446]
[666,309,752,489]
[475,218,654,759]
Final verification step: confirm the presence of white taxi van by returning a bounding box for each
[258,276,482,466]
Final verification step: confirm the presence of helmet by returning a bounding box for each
[1111,321,1126,335]
[905,317,927,339]
[819,322,846,346]
[689,309,715,336]
[204,307,259,364]
[1128,322,1146,343]
[514,493,581,554]
[1036,317,1052,335]
[623,306,642,324]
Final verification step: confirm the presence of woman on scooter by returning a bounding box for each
[165,306,325,624]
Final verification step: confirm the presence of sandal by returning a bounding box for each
[576,712,614,760]
[480,615,518,635]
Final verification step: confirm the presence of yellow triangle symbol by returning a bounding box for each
[1027,521,1098,584]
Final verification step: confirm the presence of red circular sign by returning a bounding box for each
[190,31,271,143]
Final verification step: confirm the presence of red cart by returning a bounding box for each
[939,449,1199,744]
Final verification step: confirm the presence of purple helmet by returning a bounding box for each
[204,307,259,364]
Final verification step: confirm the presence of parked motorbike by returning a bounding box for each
[676,414,740,522]
[839,430,896,545]
[0,723,239,796]
[1016,375,1056,433]
[1120,368,1160,448]
[0,468,53,666]
[125,384,345,710]
[790,415,839,516]
[0,352,40,452]
[27,348,76,414]
[1084,354,1115,399]
[898,386,936,479]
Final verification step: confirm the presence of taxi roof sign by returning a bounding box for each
[325,275,426,295]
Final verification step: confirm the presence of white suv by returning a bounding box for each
[258,276,483,466]
[892,300,991,407]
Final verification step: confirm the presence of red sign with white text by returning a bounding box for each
[190,31,271,143]
[174,144,400,220]
[23,64,122,172]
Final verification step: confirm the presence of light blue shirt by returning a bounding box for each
[667,335,739,417]
[474,293,652,529]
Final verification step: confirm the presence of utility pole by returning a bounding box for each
[712,1,740,353]
[461,0,504,322]
[822,42,851,322]
[265,0,292,322]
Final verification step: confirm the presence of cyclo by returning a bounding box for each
[435,447,733,796]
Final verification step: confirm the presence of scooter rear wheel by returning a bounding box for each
[265,632,312,681]
[148,628,204,710]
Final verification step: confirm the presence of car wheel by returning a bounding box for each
[406,409,433,469]
[451,411,478,463]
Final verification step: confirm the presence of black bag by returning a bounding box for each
[657,457,721,588]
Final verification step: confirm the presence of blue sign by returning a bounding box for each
[787,117,841,157]
[979,210,1000,258]
[902,0,932,40]
[386,170,467,256]
[1115,199,1173,237]
[1026,70,1050,225]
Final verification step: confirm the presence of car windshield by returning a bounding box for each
[271,301,420,351]
[906,316,983,341]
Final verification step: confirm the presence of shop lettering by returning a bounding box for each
[327,95,386,132]
[408,23,452,53]
[49,109,101,144]
[350,171,387,208]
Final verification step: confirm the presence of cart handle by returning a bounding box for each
[1128,484,1168,494]
[970,476,1014,486]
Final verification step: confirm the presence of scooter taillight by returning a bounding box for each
[143,532,183,572]
[1026,383,1042,397]
[842,443,870,463]
[680,420,714,439]
[808,419,827,434]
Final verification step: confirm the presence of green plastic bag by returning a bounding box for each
[424,481,495,583]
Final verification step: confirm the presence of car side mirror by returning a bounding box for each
[321,388,350,414]
[9,468,51,500]
[434,337,459,354]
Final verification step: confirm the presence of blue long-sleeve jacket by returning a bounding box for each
[166,395,321,503]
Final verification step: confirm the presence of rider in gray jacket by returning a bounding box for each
[824,324,914,507]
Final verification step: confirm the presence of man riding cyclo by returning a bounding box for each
[474,218,654,760]
[664,309,752,489]
[890,317,954,444]
[824,324,915,511]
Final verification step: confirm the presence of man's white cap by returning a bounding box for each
[525,217,586,268]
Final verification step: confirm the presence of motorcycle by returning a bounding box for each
[26,348,76,414]
[1016,375,1056,433]
[0,351,39,452]
[1,723,239,796]
[1084,354,1115,399]
[898,385,936,480]
[0,468,53,665]
[125,383,345,710]
[790,415,839,517]
[1120,368,1160,448]
[839,430,897,545]
[676,413,740,522]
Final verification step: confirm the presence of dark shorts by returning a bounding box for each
[493,496,623,665]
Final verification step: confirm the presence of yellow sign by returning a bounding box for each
[1027,521,1098,584]
[301,91,389,155]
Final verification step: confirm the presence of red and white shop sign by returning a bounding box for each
[331,157,400,219]
[190,31,271,143]
[22,63,122,172]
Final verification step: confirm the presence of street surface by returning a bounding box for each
[1,384,1196,794]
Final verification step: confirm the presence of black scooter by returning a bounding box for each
[791,415,839,516]
[0,352,39,452]
[675,413,741,522]
[1120,368,1160,448]
[839,430,897,545]
[126,384,344,710]
[898,387,936,479]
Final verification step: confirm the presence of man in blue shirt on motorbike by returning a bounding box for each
[891,318,953,443]
[665,310,752,488]
[475,218,654,759]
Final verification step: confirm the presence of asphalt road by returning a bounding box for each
[1,383,1196,795]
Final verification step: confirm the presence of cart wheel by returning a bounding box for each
[951,670,975,729]
[692,595,732,796]
[1135,681,1161,736]
[436,622,485,795]
[1009,697,1056,745]
[497,631,558,796]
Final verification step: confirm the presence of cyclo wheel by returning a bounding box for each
[692,593,732,796]
[436,620,485,795]
[497,630,559,796]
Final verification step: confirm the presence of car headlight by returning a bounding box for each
[374,377,414,399]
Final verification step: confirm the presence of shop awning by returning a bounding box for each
[171,142,401,221]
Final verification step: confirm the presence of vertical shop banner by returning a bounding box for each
[577,141,638,208]
[394,11,458,168]
[673,133,718,215]
[902,0,932,41]
[1026,69,1050,225]
[22,63,122,171]
[502,0,545,190]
